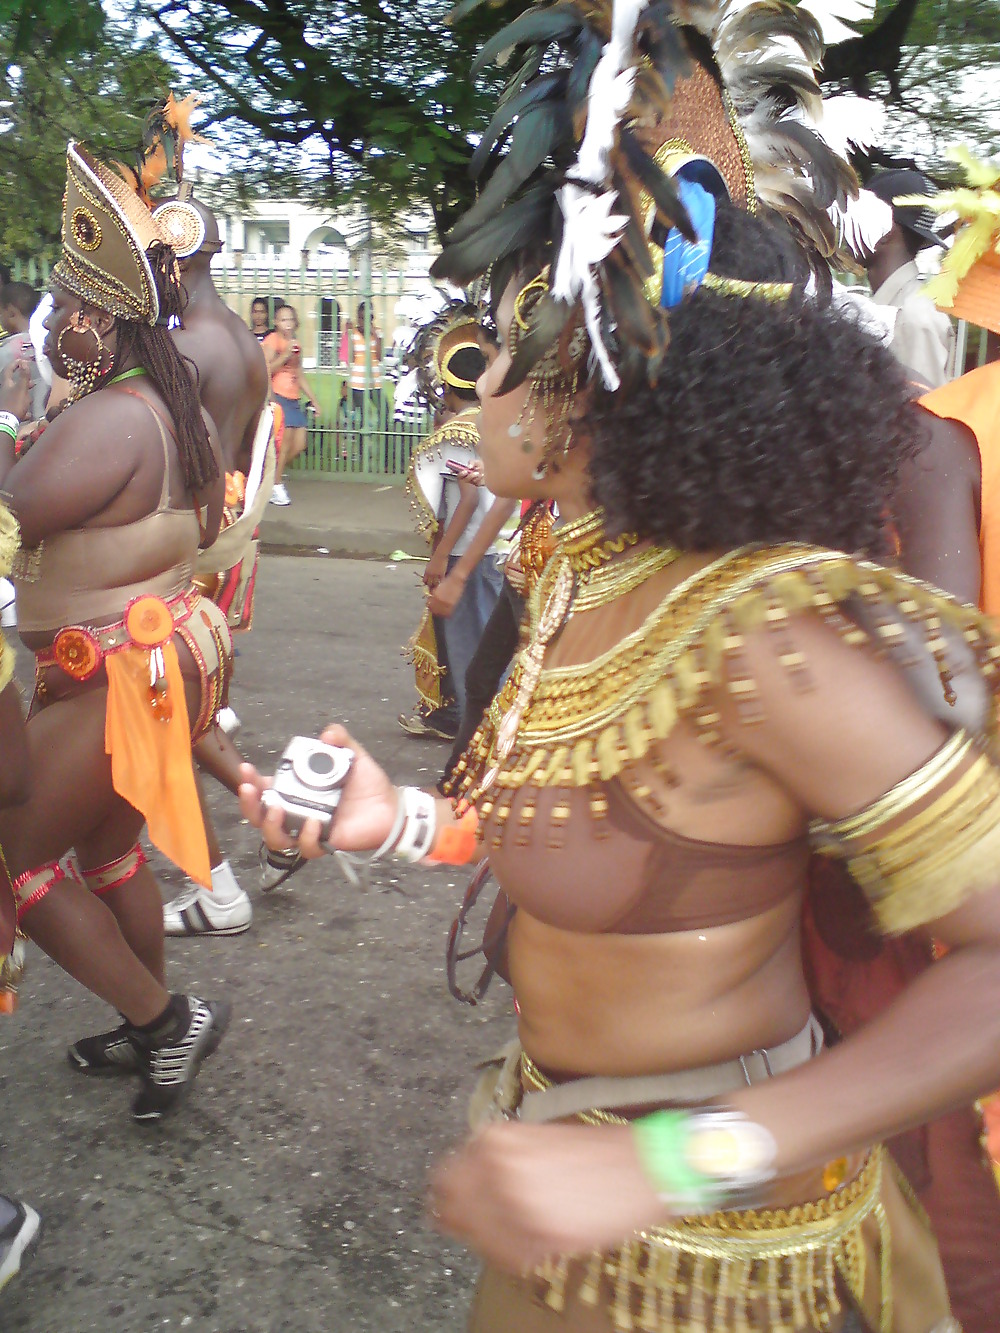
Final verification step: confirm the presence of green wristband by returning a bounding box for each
[631,1110,716,1212]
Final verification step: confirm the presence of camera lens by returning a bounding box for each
[307,752,336,778]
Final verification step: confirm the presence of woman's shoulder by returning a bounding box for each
[514,543,1000,783]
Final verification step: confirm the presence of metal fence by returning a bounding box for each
[12,255,435,481]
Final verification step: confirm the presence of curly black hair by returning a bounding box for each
[588,203,923,558]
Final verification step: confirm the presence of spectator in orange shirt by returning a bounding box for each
[262,303,319,507]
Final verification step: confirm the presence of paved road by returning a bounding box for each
[2,555,514,1332]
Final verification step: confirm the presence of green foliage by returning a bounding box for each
[0,7,175,262]
[146,0,525,240]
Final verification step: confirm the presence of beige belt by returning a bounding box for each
[518,1014,823,1124]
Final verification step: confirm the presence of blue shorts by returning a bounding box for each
[273,393,307,429]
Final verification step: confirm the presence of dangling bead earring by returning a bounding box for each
[58,315,107,404]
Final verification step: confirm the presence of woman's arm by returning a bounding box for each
[0,385,140,546]
[424,484,480,590]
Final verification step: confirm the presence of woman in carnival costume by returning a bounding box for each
[0,140,231,1122]
[242,2,999,1328]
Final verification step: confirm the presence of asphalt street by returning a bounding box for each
[1,554,515,1333]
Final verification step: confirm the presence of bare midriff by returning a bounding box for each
[487,554,815,1082]
[509,896,811,1077]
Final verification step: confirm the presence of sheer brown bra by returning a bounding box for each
[14,393,201,636]
[487,779,808,937]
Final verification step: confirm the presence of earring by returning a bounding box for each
[57,317,107,403]
[532,459,548,481]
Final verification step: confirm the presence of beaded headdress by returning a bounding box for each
[53,142,165,325]
[897,147,1000,336]
[433,0,880,392]
[412,300,486,410]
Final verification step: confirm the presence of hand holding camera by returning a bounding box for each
[240,724,401,861]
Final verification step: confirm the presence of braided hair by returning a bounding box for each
[111,241,218,492]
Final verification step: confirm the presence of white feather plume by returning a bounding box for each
[813,93,885,157]
[829,188,894,258]
[553,0,649,388]
[799,0,877,47]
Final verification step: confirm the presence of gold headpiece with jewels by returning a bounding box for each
[53,142,164,325]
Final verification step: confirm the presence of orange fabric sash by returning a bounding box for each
[104,641,211,888]
[920,362,1000,617]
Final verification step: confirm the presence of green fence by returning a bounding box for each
[12,255,435,480]
[13,257,999,481]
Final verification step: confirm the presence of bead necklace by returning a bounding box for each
[466,510,678,803]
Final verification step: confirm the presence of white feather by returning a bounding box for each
[554,0,649,388]
[813,94,885,157]
[799,0,876,47]
[829,189,893,258]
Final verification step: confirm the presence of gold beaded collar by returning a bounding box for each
[555,509,640,571]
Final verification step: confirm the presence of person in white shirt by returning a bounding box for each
[862,168,955,388]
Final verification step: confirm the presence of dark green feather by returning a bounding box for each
[469,71,567,178]
[499,291,574,393]
[432,185,554,285]
[472,5,583,75]
[618,129,695,240]
[448,104,571,244]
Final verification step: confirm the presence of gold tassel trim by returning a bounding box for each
[533,1150,886,1333]
[448,543,1000,815]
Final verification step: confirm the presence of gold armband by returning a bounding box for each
[812,731,1000,935]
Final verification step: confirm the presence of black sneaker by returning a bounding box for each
[68,1022,140,1075]
[0,1197,40,1292]
[130,997,231,1123]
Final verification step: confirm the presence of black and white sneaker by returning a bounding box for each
[68,1022,140,1075]
[130,996,231,1122]
[0,1197,40,1292]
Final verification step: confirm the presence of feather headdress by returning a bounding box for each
[433,0,878,390]
[897,146,1000,334]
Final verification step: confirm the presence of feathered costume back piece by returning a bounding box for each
[432,0,878,391]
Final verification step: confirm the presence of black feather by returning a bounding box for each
[473,6,584,75]
[469,71,567,178]
[501,44,549,103]
[565,27,604,112]
[618,129,695,240]
[432,185,554,285]
[448,104,571,244]
[639,2,693,95]
[499,292,574,393]
[601,252,661,359]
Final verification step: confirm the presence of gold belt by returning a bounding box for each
[533,1148,888,1333]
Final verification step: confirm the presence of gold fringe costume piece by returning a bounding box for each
[448,522,1000,851]
[534,1150,887,1333]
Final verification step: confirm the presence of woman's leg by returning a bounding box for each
[0,690,168,1025]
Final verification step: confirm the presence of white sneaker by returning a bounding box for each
[216,705,242,738]
[163,880,252,937]
[269,482,291,507]
[0,578,15,629]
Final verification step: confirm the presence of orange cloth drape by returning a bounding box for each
[104,642,211,888]
[921,362,1000,617]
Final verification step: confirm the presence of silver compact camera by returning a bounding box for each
[260,737,354,840]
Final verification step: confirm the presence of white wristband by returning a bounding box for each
[367,788,407,864]
[0,411,19,438]
[393,786,437,863]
